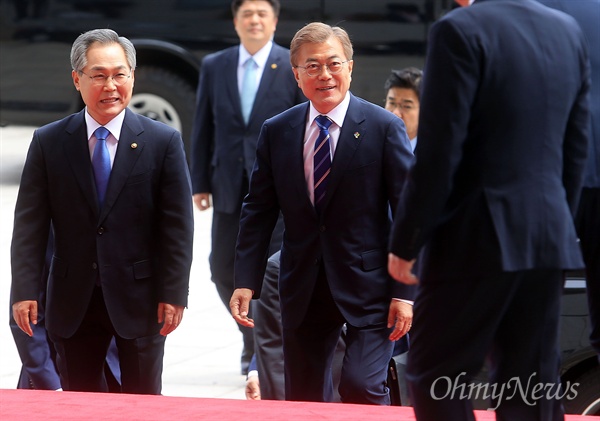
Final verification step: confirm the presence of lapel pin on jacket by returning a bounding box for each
[354,132,360,139]
[131,143,138,149]
[271,63,277,69]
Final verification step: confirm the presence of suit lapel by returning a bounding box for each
[286,104,316,214]
[224,48,243,123]
[99,109,144,222]
[63,111,99,215]
[321,95,365,213]
[251,44,285,122]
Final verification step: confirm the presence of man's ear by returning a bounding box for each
[72,70,81,91]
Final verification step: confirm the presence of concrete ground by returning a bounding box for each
[0,125,247,399]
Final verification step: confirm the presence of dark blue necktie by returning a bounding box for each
[314,115,333,213]
[92,126,111,207]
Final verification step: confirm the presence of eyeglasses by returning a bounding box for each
[295,60,351,77]
[385,102,416,112]
[79,70,132,86]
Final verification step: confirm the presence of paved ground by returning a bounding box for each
[0,125,247,399]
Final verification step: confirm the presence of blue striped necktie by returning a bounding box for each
[314,115,333,213]
[92,126,111,207]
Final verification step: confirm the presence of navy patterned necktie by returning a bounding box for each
[92,126,111,207]
[314,115,333,213]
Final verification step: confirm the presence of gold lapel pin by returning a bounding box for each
[354,132,360,139]
[271,63,277,69]
[131,143,138,149]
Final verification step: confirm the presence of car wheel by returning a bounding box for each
[564,364,600,415]
[129,66,196,157]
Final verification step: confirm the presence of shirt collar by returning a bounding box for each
[85,108,126,141]
[238,41,273,69]
[308,91,351,128]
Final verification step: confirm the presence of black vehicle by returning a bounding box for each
[558,275,600,415]
[0,0,454,150]
[1,0,597,415]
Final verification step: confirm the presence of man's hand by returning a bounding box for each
[12,300,38,337]
[193,193,211,211]
[245,375,261,400]
[388,253,418,285]
[387,300,413,341]
[158,302,185,336]
[230,288,254,328]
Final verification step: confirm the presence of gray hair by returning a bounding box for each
[70,29,136,72]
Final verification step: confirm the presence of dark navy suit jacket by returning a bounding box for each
[538,0,599,189]
[11,108,194,339]
[190,43,305,213]
[235,94,415,330]
[389,0,590,278]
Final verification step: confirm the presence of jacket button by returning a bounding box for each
[97,227,105,235]
[319,225,326,232]
[92,262,98,270]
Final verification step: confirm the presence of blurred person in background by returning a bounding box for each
[189,0,304,375]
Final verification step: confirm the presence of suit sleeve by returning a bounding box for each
[10,132,51,304]
[389,18,479,261]
[383,114,417,301]
[190,55,215,194]
[562,32,591,214]
[156,130,194,306]
[234,122,281,299]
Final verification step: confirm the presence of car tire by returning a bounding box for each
[129,66,196,157]
[563,364,600,415]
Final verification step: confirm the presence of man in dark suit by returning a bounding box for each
[10,28,194,394]
[231,22,415,404]
[388,0,590,419]
[190,0,304,375]
[538,0,600,360]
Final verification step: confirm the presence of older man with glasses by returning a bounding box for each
[10,28,194,394]
[230,22,415,405]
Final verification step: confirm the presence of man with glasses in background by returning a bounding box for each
[10,28,194,394]
[384,67,422,153]
[230,22,415,404]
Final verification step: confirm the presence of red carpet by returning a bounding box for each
[0,389,597,420]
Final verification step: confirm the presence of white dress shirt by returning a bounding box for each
[303,92,351,204]
[86,108,125,168]
[237,41,273,95]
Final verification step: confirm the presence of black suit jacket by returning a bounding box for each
[190,43,305,213]
[235,94,415,329]
[389,0,590,279]
[11,109,194,339]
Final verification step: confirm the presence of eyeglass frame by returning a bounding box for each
[294,60,352,78]
[78,69,133,86]
[384,100,417,113]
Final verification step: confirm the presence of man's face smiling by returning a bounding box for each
[72,42,134,125]
[292,37,353,115]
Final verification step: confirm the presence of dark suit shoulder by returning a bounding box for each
[201,45,238,67]
[127,110,179,136]
[36,110,83,135]
[264,102,308,128]
[348,94,399,126]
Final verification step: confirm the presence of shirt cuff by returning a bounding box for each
[392,298,414,306]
